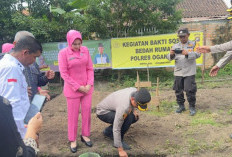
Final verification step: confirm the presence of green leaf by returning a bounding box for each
[50,6,66,14]
[68,0,88,9]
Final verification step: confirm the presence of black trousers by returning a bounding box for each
[97,111,138,140]
[173,75,197,108]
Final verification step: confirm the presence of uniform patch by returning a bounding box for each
[3,97,10,105]
[123,113,128,119]
[69,57,76,60]
[8,79,17,82]
[123,108,132,119]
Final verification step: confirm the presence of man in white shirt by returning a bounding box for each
[0,36,42,138]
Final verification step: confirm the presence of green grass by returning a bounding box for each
[228,109,232,115]
[163,139,182,154]
[47,83,63,95]
[58,146,69,153]
[190,112,221,126]
[186,137,228,155]
[96,63,232,90]
[187,138,213,155]
[188,138,201,155]
[153,148,164,156]
[211,140,225,151]
[147,100,177,117]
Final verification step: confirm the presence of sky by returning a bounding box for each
[223,0,231,7]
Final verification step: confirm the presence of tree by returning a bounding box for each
[1,0,183,46]
[68,0,88,9]
[85,0,182,39]
[11,11,85,43]
[17,0,74,18]
[5,0,86,43]
[0,0,17,48]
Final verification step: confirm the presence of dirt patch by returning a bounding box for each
[39,87,232,157]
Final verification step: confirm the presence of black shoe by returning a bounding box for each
[176,106,186,113]
[122,141,131,150]
[189,107,196,116]
[80,135,93,147]
[229,134,232,139]
[103,129,113,140]
[70,146,77,153]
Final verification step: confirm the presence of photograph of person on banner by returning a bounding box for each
[94,43,109,64]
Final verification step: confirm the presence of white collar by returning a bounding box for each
[4,54,25,71]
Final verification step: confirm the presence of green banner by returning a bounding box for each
[37,42,62,72]
[82,39,111,69]
[39,40,111,72]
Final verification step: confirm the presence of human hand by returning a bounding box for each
[39,89,51,101]
[25,112,43,145]
[39,65,48,70]
[78,85,91,93]
[85,85,91,93]
[209,65,220,77]
[197,46,211,53]
[27,87,32,97]
[133,110,139,121]
[182,49,188,55]
[118,148,128,157]
[45,70,55,79]
[170,50,175,55]
[78,86,86,93]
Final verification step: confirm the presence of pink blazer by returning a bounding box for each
[58,30,94,98]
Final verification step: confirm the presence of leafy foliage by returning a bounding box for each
[17,0,74,18]
[211,21,232,63]
[0,0,182,49]
[68,0,88,9]
[85,0,182,39]
[0,0,17,46]
[11,12,85,43]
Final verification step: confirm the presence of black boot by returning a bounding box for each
[189,107,196,116]
[103,127,113,140]
[229,134,232,139]
[122,141,131,150]
[176,105,186,113]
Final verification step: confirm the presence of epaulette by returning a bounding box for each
[3,97,10,106]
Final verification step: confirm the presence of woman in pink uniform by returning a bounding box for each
[58,30,94,153]
[2,43,14,53]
